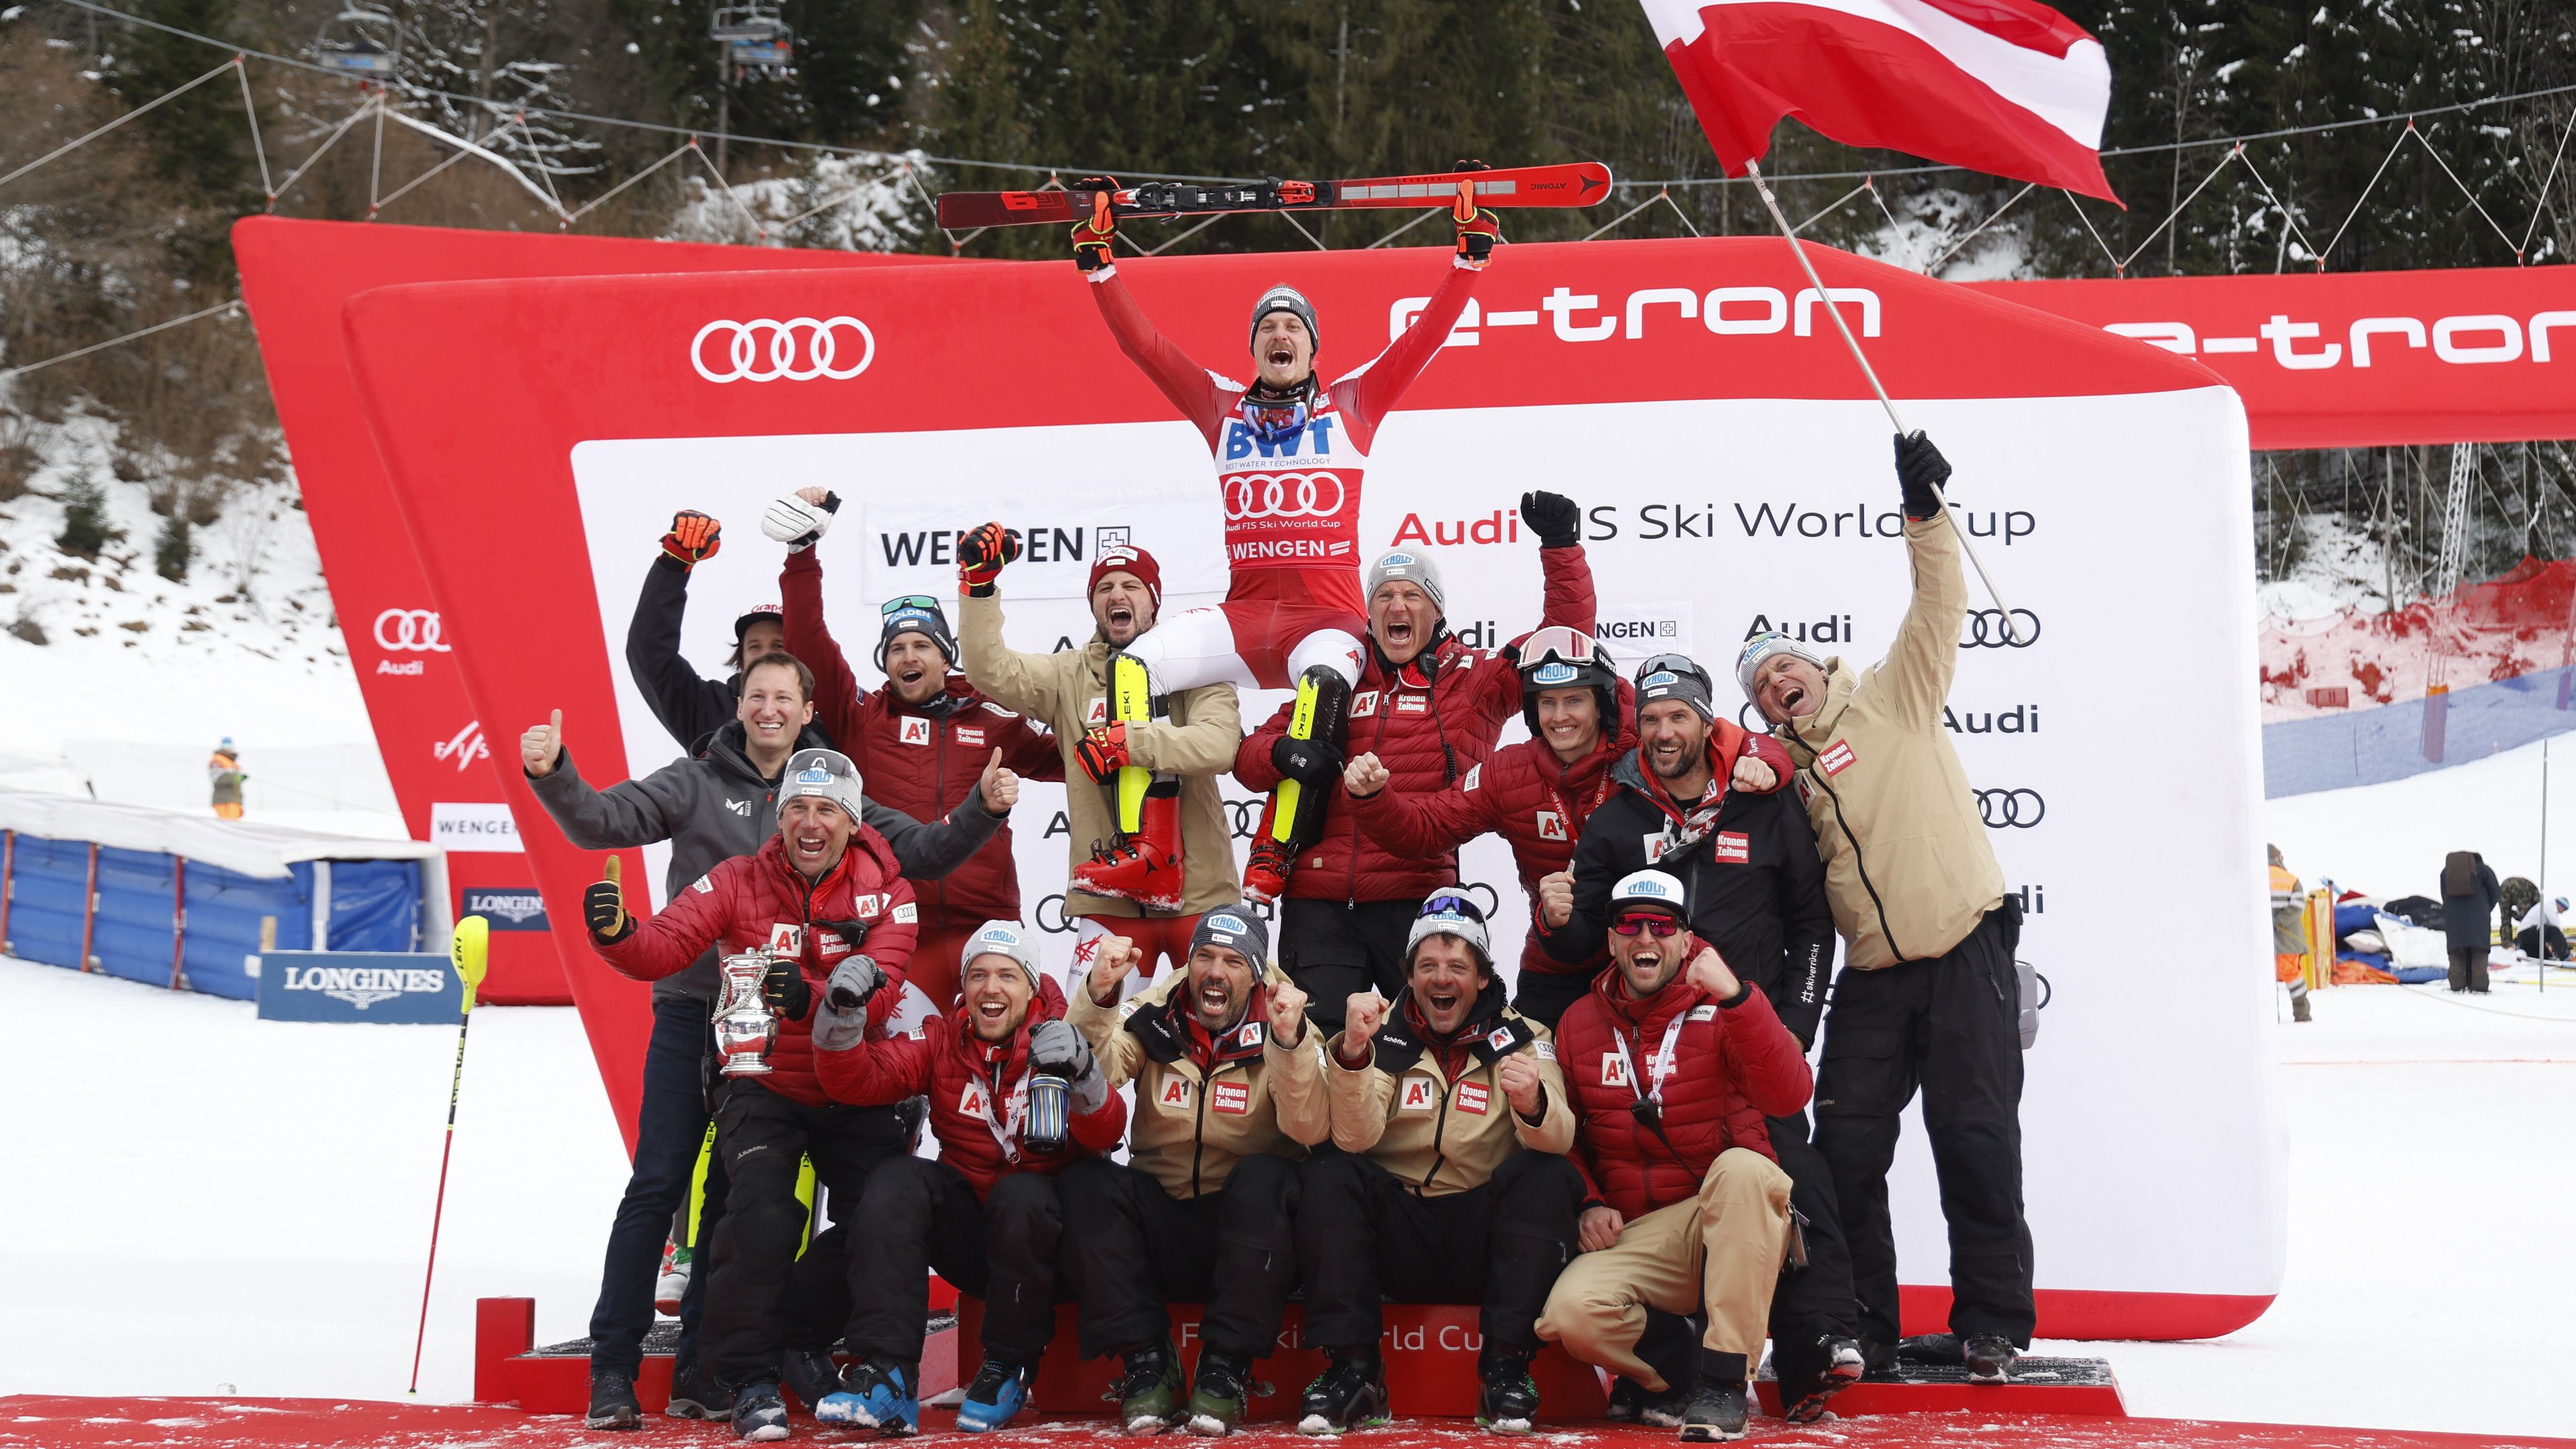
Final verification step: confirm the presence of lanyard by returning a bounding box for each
[1611,1011,1691,1112]
[963,1058,1030,1163]
[1537,763,1616,841]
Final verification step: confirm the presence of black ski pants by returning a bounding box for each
[698,1079,910,1388]
[1764,1110,1859,1385]
[1813,904,2034,1346]
[846,1156,1065,1374]
[1280,899,1417,1037]
[1295,1148,1584,1355]
[589,996,728,1379]
[2448,945,2491,991]
[1511,967,1596,1032]
[1059,1154,1300,1361]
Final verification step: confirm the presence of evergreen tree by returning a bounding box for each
[56,478,123,561]
[156,511,193,582]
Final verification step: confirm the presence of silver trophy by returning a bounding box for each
[714,950,781,1077]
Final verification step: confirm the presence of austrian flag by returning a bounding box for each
[1642,0,2121,203]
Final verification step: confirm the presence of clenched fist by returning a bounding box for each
[1497,1051,1544,1118]
[1083,934,1142,1007]
[1344,751,1390,798]
[1731,752,1777,792]
[1338,989,1390,1064]
[1268,976,1310,1048]
[1537,871,1574,929]
[1686,945,1741,1000]
[1578,1205,1625,1254]
[521,708,564,778]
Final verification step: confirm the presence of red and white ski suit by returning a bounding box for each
[1087,258,1481,690]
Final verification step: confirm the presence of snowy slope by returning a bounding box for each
[2265,735,2573,904]
[6,953,2574,1435]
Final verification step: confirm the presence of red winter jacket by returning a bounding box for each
[1555,962,1813,1220]
[1348,693,1795,977]
[816,975,1127,1199]
[595,830,920,1108]
[1234,543,1597,904]
[783,548,1061,932]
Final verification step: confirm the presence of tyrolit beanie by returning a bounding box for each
[1735,630,1824,700]
[780,748,865,822]
[961,919,1042,992]
[1088,544,1163,610]
[1366,549,1446,614]
[1189,904,1271,967]
[1635,653,1717,724]
[1248,284,1320,356]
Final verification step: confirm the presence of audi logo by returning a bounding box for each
[690,316,876,383]
[374,608,450,653]
[1035,894,1075,934]
[1975,788,2045,828]
[1225,472,1346,520]
[1961,609,2041,648]
[1226,800,1263,840]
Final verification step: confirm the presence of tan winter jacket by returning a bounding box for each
[1326,985,1576,1197]
[1069,961,1331,1198]
[1780,515,2006,970]
[959,592,1242,918]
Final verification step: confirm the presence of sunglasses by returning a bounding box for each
[1610,914,1683,938]
[881,594,938,616]
[1419,893,1487,923]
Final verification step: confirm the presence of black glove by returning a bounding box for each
[825,955,884,1014]
[762,956,813,1022]
[583,879,633,944]
[1519,490,1582,549]
[1894,431,1951,520]
[1272,735,1345,788]
[1028,1018,1096,1081]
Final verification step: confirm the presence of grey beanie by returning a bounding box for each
[1189,904,1271,967]
[961,919,1042,992]
[1365,549,1447,614]
[1735,630,1824,700]
[1249,284,1320,356]
[1635,654,1717,723]
[780,748,865,822]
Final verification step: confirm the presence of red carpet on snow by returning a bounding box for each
[7,1398,2573,1449]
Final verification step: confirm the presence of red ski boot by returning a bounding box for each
[1073,790,1187,912]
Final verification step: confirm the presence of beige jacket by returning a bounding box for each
[959,592,1242,918]
[1069,962,1331,1197]
[1326,988,1576,1197]
[1780,515,2006,969]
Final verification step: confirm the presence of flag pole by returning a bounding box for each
[1741,157,2025,643]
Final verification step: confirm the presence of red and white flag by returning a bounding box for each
[1643,0,2121,203]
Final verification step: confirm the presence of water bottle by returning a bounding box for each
[1022,1074,1070,1155]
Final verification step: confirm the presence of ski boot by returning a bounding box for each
[1777,1336,1865,1423]
[1184,1347,1254,1436]
[729,1381,790,1442]
[1605,1377,1690,1428]
[1963,1334,2019,1384]
[1072,788,1187,910]
[585,1368,641,1430]
[957,1358,1035,1433]
[1249,665,1351,904]
[655,1238,690,1317]
[1678,1377,1749,1442]
[1107,1337,1185,1433]
[816,1357,918,1436]
[780,1348,843,1411]
[1474,1345,1541,1434]
[667,1359,733,1420]
[1297,1350,1389,1437]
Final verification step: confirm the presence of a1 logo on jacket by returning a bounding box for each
[900,716,933,746]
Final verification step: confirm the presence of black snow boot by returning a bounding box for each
[585,1368,641,1430]
[1475,1344,1541,1434]
[1778,1335,1866,1422]
[781,1347,845,1409]
[1678,1352,1750,1444]
[730,1381,790,1442]
[1298,1350,1389,1437]
[1963,1333,2019,1384]
[667,1360,734,1419]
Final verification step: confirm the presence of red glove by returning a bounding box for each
[1452,159,1499,268]
[957,521,1021,597]
[1075,723,1130,783]
[1069,178,1118,273]
[661,510,722,568]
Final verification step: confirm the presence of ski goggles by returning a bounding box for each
[1609,912,1684,938]
[1405,889,1492,963]
[881,594,940,616]
[1519,626,1604,686]
[1238,392,1312,444]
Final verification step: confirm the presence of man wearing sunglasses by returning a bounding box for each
[1297,890,1585,1436]
[763,487,1065,1011]
[1542,653,1861,1423]
[1344,628,1790,1028]
[1540,869,1815,1441]
[1735,433,2031,1385]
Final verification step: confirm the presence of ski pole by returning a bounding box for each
[1741,158,2025,645]
[408,914,491,1395]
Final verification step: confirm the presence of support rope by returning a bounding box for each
[0,299,245,381]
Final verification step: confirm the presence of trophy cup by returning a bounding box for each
[1022,1073,1070,1155]
[714,950,780,1077]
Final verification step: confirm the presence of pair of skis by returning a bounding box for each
[934,161,1613,231]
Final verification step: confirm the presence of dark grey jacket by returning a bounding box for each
[529,722,1006,1001]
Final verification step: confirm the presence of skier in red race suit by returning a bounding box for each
[1034,163,1502,905]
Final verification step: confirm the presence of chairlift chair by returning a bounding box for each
[709,3,794,78]
[313,6,403,78]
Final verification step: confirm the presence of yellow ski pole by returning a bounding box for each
[407,914,491,1394]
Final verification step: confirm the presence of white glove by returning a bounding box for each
[761,491,840,550]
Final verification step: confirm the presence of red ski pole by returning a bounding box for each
[408,914,491,1394]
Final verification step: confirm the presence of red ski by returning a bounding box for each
[934,162,1613,231]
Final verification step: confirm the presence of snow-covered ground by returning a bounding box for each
[3,951,2571,1435]
[2267,734,2574,906]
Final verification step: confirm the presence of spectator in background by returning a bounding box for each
[2268,845,2312,1024]
[2442,850,2502,994]
[2516,892,2569,961]
[630,507,804,753]
[207,738,246,819]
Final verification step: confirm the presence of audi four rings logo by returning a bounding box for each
[1962,609,2041,647]
[1976,789,2045,827]
[691,316,876,383]
[374,609,449,653]
[1225,472,1346,520]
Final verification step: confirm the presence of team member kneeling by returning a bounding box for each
[1062,908,1331,1436]
[810,923,1126,1436]
[1537,870,1814,1442]
[1297,892,1585,1437]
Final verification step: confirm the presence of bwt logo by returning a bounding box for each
[2108,310,2576,370]
[691,316,876,383]
[280,964,447,1010]
[1391,285,1881,347]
